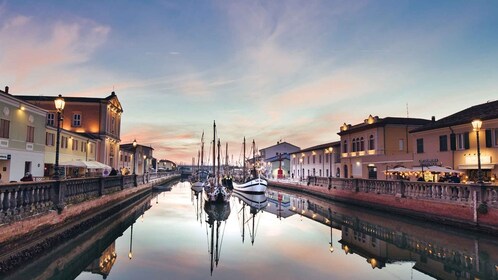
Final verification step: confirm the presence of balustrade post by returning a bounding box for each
[353,178,359,192]
[121,175,125,190]
[395,181,405,198]
[51,181,66,213]
[133,174,138,187]
[99,177,105,196]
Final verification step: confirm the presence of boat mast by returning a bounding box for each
[253,139,256,176]
[225,142,228,175]
[213,121,216,179]
[243,137,246,180]
[217,139,221,181]
[201,131,204,168]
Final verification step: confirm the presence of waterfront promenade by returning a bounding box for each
[0,172,179,244]
[268,177,498,234]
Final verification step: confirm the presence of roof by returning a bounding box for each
[338,117,431,136]
[290,141,340,154]
[15,91,123,112]
[410,99,498,133]
[266,153,291,162]
[120,143,154,151]
[260,141,300,151]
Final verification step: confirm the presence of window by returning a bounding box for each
[46,132,55,146]
[360,137,365,151]
[495,129,498,146]
[352,138,356,152]
[81,142,86,152]
[47,113,55,126]
[72,139,79,151]
[343,140,348,153]
[61,136,68,149]
[26,126,35,143]
[439,135,448,151]
[399,139,404,151]
[72,113,82,127]
[456,133,470,150]
[111,116,116,133]
[0,119,10,138]
[312,155,315,164]
[319,154,322,164]
[369,135,375,150]
[307,156,310,164]
[90,143,94,153]
[416,138,424,154]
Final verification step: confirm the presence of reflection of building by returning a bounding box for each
[16,92,123,168]
[289,141,341,181]
[119,143,154,175]
[338,115,430,179]
[410,100,498,183]
[157,159,176,171]
[264,190,295,219]
[84,242,117,278]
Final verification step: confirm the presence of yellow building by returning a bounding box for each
[338,115,430,179]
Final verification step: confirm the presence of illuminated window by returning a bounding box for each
[72,139,79,151]
[45,132,55,146]
[72,113,82,127]
[369,135,375,150]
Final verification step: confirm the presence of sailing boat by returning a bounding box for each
[192,131,208,191]
[204,199,231,275]
[203,121,231,203]
[232,138,267,193]
[233,190,268,245]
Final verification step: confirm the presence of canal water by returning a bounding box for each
[3,180,497,280]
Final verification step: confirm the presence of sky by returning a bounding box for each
[1,0,498,164]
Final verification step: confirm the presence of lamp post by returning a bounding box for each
[143,155,147,175]
[132,139,137,175]
[472,119,483,184]
[128,223,134,259]
[53,95,65,180]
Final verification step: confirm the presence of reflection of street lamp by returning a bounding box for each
[472,119,483,184]
[132,139,137,175]
[143,155,147,174]
[128,223,134,259]
[299,157,303,181]
[53,95,65,180]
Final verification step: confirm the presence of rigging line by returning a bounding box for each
[219,220,227,258]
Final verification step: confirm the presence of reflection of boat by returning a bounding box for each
[233,190,267,245]
[191,186,203,224]
[203,121,231,203]
[152,182,173,191]
[204,201,231,275]
[233,138,267,193]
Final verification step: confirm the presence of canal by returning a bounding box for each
[2,180,497,280]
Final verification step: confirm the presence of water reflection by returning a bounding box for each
[204,200,231,276]
[232,191,268,245]
[266,189,498,279]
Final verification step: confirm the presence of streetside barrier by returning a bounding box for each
[0,172,177,225]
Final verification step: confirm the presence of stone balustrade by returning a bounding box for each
[0,172,176,225]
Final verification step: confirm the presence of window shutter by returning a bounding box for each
[450,133,456,150]
[464,132,470,149]
[485,129,492,148]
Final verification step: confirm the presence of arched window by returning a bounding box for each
[343,140,348,153]
[360,137,365,151]
[369,135,375,150]
[352,138,356,152]
[356,138,360,152]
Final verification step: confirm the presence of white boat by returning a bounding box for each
[233,138,267,193]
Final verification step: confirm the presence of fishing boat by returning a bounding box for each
[203,121,231,203]
[192,131,210,189]
[204,200,231,275]
[232,138,267,193]
[233,190,268,245]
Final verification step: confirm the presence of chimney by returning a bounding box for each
[4,86,9,93]
[431,116,436,122]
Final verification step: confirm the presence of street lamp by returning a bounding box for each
[472,119,483,184]
[53,95,65,180]
[143,154,147,175]
[132,139,137,175]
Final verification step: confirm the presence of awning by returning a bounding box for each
[458,164,495,170]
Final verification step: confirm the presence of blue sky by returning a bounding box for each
[1,0,497,163]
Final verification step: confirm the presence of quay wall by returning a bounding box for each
[0,174,178,244]
[269,177,498,234]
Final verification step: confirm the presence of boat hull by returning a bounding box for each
[233,178,267,193]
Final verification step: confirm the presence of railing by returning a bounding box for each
[0,173,176,225]
[298,176,498,209]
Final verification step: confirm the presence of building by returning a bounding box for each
[289,141,341,181]
[338,115,431,179]
[410,100,498,183]
[16,92,123,169]
[119,142,154,175]
[259,141,300,161]
[265,153,291,179]
[157,159,176,171]
[0,86,47,182]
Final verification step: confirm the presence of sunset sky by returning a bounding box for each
[1,1,497,164]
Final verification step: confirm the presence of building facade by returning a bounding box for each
[119,143,154,175]
[410,100,498,183]
[259,141,300,161]
[16,92,123,169]
[338,115,430,179]
[289,141,341,181]
[0,87,46,182]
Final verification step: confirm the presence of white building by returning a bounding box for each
[290,141,341,181]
